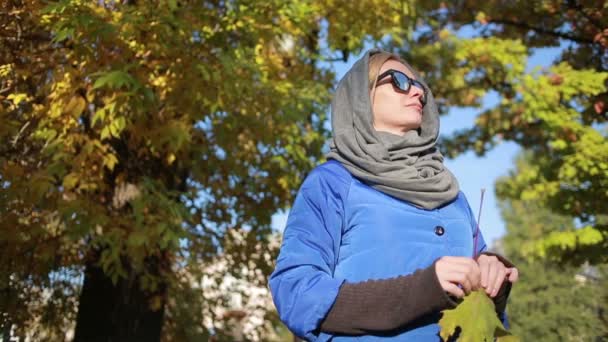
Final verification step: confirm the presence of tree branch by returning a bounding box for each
[489,18,600,46]
[566,0,605,31]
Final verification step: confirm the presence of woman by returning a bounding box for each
[269,49,518,341]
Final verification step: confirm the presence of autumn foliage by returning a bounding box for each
[1,0,606,340]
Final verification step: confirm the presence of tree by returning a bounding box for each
[0,0,412,340]
[389,0,608,264]
[3,0,606,339]
[497,176,608,341]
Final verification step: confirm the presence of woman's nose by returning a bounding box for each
[408,85,424,101]
[407,85,424,103]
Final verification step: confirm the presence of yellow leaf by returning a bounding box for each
[101,126,111,140]
[7,93,30,107]
[103,153,118,171]
[64,96,86,117]
[166,153,176,165]
[0,63,14,77]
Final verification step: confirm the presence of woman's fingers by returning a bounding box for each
[491,267,507,297]
[444,264,478,287]
[478,257,490,288]
[485,261,498,295]
[449,257,482,289]
[443,256,482,269]
[436,256,486,295]
[442,282,465,298]
[507,267,519,283]
[437,256,518,298]
[449,271,472,294]
[469,261,481,289]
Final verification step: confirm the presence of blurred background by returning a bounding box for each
[1,1,606,341]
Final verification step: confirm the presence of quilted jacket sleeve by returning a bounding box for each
[268,168,348,341]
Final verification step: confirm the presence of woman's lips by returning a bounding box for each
[407,103,422,111]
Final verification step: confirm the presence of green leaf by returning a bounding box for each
[497,334,520,342]
[93,70,139,90]
[128,231,147,247]
[53,27,74,42]
[168,0,177,11]
[439,290,519,342]
[62,172,80,190]
[92,108,106,127]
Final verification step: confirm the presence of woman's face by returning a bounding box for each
[371,59,425,136]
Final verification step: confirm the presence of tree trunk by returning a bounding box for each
[73,252,166,342]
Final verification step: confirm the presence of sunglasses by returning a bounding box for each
[376,69,427,106]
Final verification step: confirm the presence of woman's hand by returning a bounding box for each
[435,256,482,298]
[476,254,519,298]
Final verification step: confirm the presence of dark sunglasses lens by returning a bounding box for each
[392,72,410,91]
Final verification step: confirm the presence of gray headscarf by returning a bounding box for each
[326,48,459,209]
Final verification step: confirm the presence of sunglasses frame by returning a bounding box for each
[376,69,427,106]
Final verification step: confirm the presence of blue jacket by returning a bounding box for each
[269,160,502,341]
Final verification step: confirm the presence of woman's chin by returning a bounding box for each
[401,118,422,131]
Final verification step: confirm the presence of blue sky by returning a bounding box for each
[272,45,560,247]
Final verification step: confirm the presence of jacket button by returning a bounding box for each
[434,226,445,236]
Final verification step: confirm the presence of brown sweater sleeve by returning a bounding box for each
[319,261,457,335]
